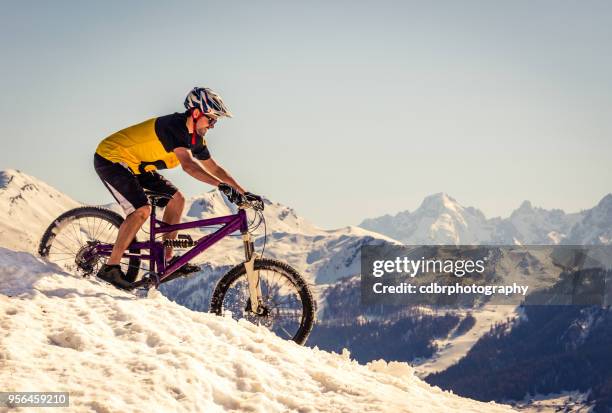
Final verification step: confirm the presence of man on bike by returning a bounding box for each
[94,87,253,290]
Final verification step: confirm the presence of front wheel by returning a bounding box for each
[210,258,316,345]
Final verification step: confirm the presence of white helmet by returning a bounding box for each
[184,87,232,118]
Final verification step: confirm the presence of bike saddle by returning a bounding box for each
[144,190,173,201]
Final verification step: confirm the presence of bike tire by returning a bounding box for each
[209,258,316,345]
[38,206,141,282]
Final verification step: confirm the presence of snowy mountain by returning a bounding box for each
[186,190,321,235]
[492,201,582,245]
[426,302,612,412]
[359,193,607,245]
[0,247,513,413]
[565,194,612,245]
[360,193,495,245]
[0,169,79,253]
[307,244,580,373]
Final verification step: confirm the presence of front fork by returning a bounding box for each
[243,233,264,314]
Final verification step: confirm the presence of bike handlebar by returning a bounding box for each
[218,184,264,211]
[240,193,265,211]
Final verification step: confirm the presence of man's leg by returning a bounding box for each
[137,171,183,261]
[94,154,151,267]
[161,191,185,260]
[160,191,199,276]
[107,205,151,265]
[94,154,151,287]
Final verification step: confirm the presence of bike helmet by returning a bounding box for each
[184,87,233,118]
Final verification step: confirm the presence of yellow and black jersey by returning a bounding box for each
[95,112,211,174]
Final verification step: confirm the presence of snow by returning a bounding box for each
[413,305,518,376]
[0,169,80,253]
[0,247,514,412]
[511,390,591,412]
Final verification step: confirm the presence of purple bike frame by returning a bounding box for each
[95,205,250,284]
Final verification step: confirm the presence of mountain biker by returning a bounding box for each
[94,87,256,290]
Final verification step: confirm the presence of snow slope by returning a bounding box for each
[0,169,80,253]
[0,247,513,413]
[413,306,518,377]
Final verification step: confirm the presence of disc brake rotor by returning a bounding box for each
[243,298,273,327]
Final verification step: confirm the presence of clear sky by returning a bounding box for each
[1,1,611,228]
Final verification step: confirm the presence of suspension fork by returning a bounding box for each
[243,231,264,314]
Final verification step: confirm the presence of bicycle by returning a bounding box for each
[38,189,316,345]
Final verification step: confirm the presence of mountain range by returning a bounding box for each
[359,192,612,245]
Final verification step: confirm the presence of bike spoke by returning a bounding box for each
[47,256,76,262]
[85,217,93,240]
[278,325,293,339]
[68,220,84,246]
[49,241,78,256]
[47,251,75,257]
[91,216,107,241]
[220,268,306,342]
[52,236,81,256]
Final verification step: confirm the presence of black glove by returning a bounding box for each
[245,191,264,211]
[218,183,244,205]
[245,192,262,202]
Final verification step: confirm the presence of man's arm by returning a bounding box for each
[201,157,246,194]
[174,147,223,187]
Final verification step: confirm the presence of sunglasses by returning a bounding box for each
[205,116,217,127]
[192,110,217,126]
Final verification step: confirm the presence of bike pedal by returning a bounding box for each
[162,266,200,284]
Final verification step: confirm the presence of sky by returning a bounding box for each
[1,1,611,228]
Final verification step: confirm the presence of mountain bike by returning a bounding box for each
[38,190,316,345]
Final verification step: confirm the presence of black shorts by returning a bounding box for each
[94,153,177,215]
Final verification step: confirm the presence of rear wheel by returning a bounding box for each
[210,258,316,345]
[38,206,141,281]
